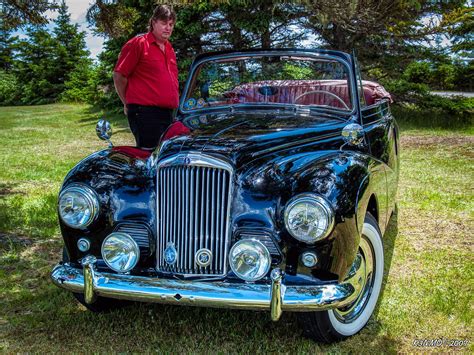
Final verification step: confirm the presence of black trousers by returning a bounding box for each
[126,104,173,149]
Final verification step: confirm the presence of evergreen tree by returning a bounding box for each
[14,25,59,104]
[10,2,93,105]
[53,0,91,94]
[0,23,18,71]
[2,0,58,30]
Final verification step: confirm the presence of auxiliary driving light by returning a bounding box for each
[101,232,140,273]
[229,239,271,281]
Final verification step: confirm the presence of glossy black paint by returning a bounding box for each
[60,149,157,270]
[58,49,398,285]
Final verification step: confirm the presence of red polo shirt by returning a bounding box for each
[114,32,179,108]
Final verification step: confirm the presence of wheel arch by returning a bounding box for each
[367,194,379,224]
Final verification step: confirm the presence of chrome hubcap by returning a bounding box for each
[333,235,375,323]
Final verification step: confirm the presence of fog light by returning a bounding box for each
[101,232,139,273]
[77,238,90,252]
[229,239,271,281]
[301,251,318,268]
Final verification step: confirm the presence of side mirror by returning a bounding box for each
[341,123,364,146]
[96,119,113,147]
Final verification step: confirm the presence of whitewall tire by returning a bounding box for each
[297,213,384,343]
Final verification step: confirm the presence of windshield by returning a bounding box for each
[182,54,354,112]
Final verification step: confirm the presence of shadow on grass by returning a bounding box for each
[0,192,58,239]
[3,286,403,352]
[0,182,21,197]
[375,205,398,320]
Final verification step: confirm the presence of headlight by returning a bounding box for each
[58,184,99,229]
[229,239,271,281]
[101,233,140,273]
[284,193,334,243]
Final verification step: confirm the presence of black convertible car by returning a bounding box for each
[51,49,399,343]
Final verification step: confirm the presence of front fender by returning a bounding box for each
[59,149,156,265]
[238,150,381,281]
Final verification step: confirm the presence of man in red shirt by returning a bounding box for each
[113,5,179,150]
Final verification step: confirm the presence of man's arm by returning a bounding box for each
[113,71,128,115]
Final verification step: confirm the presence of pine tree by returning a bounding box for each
[0,24,18,71]
[14,25,59,104]
[53,0,91,94]
[11,1,93,104]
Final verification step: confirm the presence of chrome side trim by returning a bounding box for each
[51,254,365,319]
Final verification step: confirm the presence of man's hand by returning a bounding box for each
[113,71,128,114]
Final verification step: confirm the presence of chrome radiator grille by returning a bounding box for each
[156,154,233,275]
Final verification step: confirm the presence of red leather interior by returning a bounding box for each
[111,146,153,159]
[162,121,191,141]
[224,80,391,108]
[361,80,393,105]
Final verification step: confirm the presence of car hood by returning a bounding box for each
[158,110,351,168]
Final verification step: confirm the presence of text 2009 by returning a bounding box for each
[413,338,469,347]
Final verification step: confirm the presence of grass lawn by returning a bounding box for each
[0,103,472,352]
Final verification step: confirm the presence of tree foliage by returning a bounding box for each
[441,5,474,58]
[1,0,472,113]
[1,1,93,105]
[1,0,59,30]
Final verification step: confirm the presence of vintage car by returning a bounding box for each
[51,49,398,342]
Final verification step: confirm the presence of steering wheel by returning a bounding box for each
[294,90,350,110]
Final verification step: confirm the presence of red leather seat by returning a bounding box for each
[226,80,391,108]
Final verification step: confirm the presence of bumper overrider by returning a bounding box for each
[51,254,365,321]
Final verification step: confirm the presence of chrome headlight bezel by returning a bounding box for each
[101,232,140,273]
[58,184,100,229]
[284,193,335,244]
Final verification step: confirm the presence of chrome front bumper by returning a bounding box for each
[51,255,365,321]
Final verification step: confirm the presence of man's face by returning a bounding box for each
[152,19,175,43]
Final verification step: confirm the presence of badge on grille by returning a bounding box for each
[195,248,212,267]
[164,243,177,265]
[175,156,191,166]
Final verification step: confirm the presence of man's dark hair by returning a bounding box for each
[148,5,176,31]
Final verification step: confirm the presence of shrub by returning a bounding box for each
[60,61,96,103]
[402,61,432,84]
[0,70,20,105]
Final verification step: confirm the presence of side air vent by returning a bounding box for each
[237,229,282,263]
[114,222,152,257]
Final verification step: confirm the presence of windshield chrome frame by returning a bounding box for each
[179,50,358,117]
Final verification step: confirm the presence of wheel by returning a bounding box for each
[297,213,384,343]
[62,247,131,313]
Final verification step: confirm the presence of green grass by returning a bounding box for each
[0,104,472,352]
